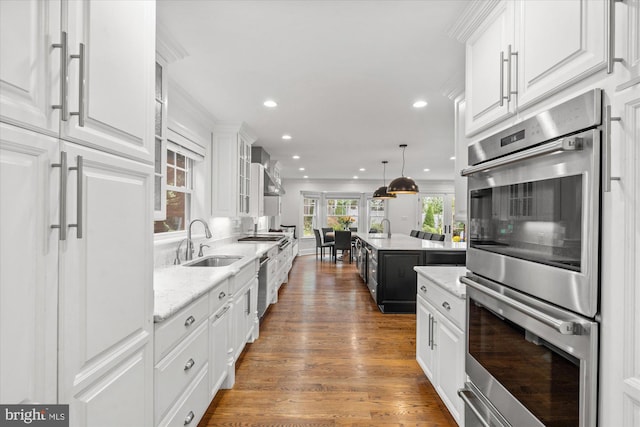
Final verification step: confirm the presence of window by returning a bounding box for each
[327,198,359,230]
[368,199,385,232]
[154,147,194,233]
[302,197,318,238]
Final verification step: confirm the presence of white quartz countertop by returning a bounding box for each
[154,242,276,323]
[413,266,468,299]
[356,233,467,251]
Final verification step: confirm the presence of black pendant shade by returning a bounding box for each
[387,144,419,194]
[373,161,397,199]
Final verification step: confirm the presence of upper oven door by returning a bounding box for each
[465,129,600,317]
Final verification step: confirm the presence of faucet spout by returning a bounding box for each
[186,218,212,261]
[381,218,391,238]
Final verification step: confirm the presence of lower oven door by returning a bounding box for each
[460,274,598,427]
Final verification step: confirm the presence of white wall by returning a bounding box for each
[280,178,454,254]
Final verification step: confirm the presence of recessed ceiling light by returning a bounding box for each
[299,167,305,171]
[423,168,430,172]
[353,176,359,179]
[292,155,300,159]
[303,175,308,179]
[263,100,278,108]
[282,134,292,140]
[359,168,365,172]
[450,156,456,160]
[413,100,428,108]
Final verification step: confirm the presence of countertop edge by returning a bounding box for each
[414,266,468,299]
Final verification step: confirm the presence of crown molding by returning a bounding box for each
[447,0,501,43]
[439,71,465,100]
[157,23,189,63]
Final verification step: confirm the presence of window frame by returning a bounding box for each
[301,196,319,238]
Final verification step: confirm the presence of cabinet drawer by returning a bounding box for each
[155,294,209,362]
[417,277,465,330]
[157,363,209,427]
[230,261,256,295]
[155,321,208,422]
[209,279,230,315]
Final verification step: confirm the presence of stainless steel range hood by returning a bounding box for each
[252,146,285,195]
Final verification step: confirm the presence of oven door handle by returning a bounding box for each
[458,384,511,427]
[461,138,582,176]
[460,276,577,335]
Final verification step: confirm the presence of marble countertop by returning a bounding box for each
[154,242,277,323]
[413,266,468,299]
[355,233,467,251]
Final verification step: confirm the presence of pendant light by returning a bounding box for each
[373,161,397,199]
[387,144,419,194]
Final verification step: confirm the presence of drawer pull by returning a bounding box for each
[184,316,195,327]
[219,291,226,299]
[442,301,451,311]
[420,285,427,292]
[184,410,195,425]
[184,358,195,371]
[215,305,230,319]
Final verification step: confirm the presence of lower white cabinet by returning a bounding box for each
[209,302,230,398]
[416,275,466,426]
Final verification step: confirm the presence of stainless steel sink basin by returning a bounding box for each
[183,255,243,267]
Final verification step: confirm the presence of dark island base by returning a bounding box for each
[378,301,417,314]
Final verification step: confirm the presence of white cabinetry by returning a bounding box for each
[211,124,256,217]
[613,0,640,90]
[465,0,607,136]
[265,196,282,216]
[0,2,155,425]
[416,274,465,426]
[250,163,265,217]
[0,0,155,163]
[453,96,468,222]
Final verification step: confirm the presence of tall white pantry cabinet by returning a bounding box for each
[0,1,156,426]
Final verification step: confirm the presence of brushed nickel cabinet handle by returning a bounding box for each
[51,31,68,120]
[184,358,195,371]
[506,44,518,101]
[68,155,83,238]
[184,315,195,327]
[218,291,226,300]
[442,301,451,311]
[51,151,68,240]
[215,305,230,319]
[604,105,622,192]
[184,410,194,425]
[69,43,85,127]
[420,285,427,293]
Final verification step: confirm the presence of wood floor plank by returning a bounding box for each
[198,255,457,427]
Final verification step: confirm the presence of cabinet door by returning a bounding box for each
[453,97,468,223]
[0,123,58,404]
[57,142,153,426]
[434,314,465,426]
[614,0,640,90]
[209,306,230,398]
[211,129,238,217]
[0,0,61,136]
[465,0,514,136]
[61,0,155,164]
[416,296,436,381]
[516,0,607,108]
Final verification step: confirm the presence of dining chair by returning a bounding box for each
[322,227,335,243]
[422,232,433,240]
[334,230,352,263]
[314,229,334,260]
[417,231,426,239]
[430,233,445,241]
[410,230,419,237]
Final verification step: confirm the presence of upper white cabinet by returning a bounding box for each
[465,1,515,134]
[464,0,607,136]
[453,96,468,223]
[0,0,155,164]
[211,124,256,218]
[249,163,265,217]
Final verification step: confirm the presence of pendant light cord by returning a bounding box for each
[401,145,406,177]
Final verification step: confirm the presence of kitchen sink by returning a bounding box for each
[183,255,243,267]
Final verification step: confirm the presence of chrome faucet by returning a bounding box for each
[174,238,191,265]
[186,218,212,261]
[381,218,391,238]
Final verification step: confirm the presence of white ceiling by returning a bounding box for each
[157,0,470,181]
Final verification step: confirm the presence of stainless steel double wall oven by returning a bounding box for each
[459,89,605,427]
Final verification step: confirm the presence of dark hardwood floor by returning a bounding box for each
[198,254,457,427]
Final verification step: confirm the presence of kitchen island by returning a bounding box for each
[355,233,466,313]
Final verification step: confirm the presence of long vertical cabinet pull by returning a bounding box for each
[51,32,69,120]
[68,156,83,238]
[607,0,624,74]
[604,105,622,192]
[51,151,68,240]
[69,44,85,127]
[506,44,518,102]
